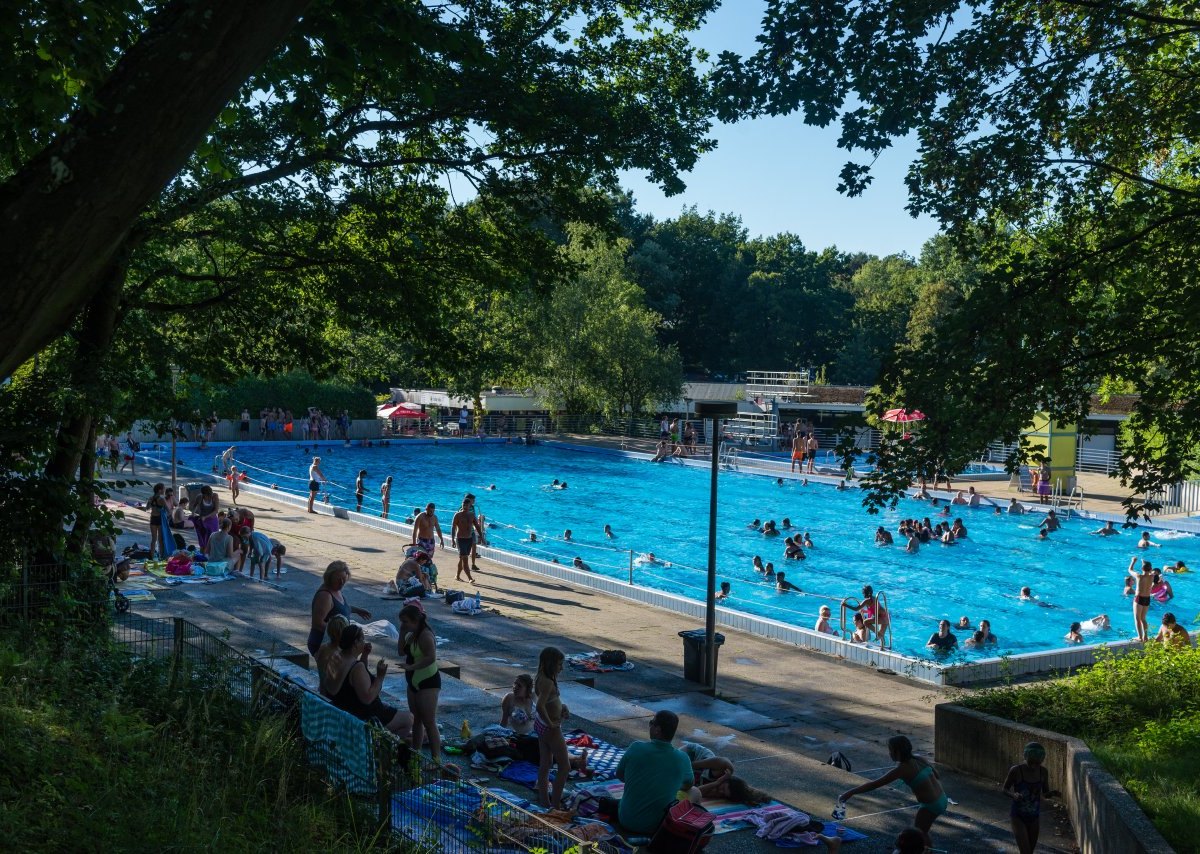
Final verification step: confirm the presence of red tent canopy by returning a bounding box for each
[377,403,426,419]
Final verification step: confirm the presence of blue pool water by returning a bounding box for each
[157,442,1196,660]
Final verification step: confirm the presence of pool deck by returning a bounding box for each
[100,459,1080,853]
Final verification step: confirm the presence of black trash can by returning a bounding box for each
[678,629,725,683]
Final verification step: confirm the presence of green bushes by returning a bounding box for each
[197,371,376,420]
[960,643,1200,850]
[0,632,390,851]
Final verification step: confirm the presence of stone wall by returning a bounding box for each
[935,703,1174,854]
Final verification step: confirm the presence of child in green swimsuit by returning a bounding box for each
[839,735,947,846]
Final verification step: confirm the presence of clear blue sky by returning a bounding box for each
[619,0,938,257]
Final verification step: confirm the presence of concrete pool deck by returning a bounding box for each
[99,471,1079,852]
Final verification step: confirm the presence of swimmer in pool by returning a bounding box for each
[752,555,765,573]
[776,573,801,593]
[563,529,572,541]
[748,519,761,530]
[762,521,780,537]
[1065,622,1084,644]
[604,524,614,538]
[781,518,792,529]
[802,532,814,549]
[956,616,972,630]
[906,533,920,554]
[1122,576,1134,596]
[875,526,894,545]
[1008,498,1025,515]
[573,557,592,572]
[1086,614,1111,631]
[964,629,988,648]
[850,613,870,643]
[815,605,836,635]
[763,562,776,581]
[1019,587,1059,608]
[1163,560,1189,574]
[528,532,538,542]
[835,480,849,491]
[716,581,731,600]
[1136,531,1160,549]
[1092,521,1119,537]
[776,478,785,487]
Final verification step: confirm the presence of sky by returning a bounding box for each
[618,0,938,257]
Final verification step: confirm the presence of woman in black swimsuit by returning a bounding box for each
[308,561,371,656]
[326,625,412,736]
[147,483,168,558]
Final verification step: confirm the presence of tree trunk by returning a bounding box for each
[43,261,127,486]
[66,426,100,557]
[0,0,314,378]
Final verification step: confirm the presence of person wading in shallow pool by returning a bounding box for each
[840,735,947,850]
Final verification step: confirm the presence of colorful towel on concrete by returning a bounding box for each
[566,652,635,672]
[564,729,624,780]
[298,690,375,795]
[728,805,868,844]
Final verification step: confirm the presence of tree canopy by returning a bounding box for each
[726,0,1200,512]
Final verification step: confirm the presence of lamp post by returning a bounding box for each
[170,366,180,494]
[693,400,738,693]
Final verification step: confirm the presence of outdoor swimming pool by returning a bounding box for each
[156,441,1196,660]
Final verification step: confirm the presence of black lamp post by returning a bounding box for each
[693,400,738,692]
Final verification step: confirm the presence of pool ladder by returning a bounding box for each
[718,442,739,470]
[839,590,893,650]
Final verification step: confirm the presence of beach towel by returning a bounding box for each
[298,691,376,795]
[566,652,635,673]
[564,729,624,780]
[742,808,868,847]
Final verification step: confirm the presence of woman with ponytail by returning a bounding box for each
[398,604,444,765]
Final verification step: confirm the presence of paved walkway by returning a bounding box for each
[101,473,1078,853]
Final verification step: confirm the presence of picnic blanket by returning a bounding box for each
[483,788,634,854]
[570,781,867,843]
[566,652,635,672]
[564,729,624,780]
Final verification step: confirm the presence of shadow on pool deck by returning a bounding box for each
[98,474,1079,853]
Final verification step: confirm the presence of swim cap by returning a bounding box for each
[1023,742,1046,761]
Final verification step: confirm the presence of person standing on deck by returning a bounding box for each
[307,456,326,514]
[452,498,477,583]
[791,430,805,473]
[806,431,819,473]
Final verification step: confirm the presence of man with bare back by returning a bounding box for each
[1128,556,1155,641]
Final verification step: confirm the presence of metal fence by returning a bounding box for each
[0,579,610,853]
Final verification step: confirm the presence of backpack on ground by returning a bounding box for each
[599,649,627,666]
[648,800,714,854]
[827,751,852,772]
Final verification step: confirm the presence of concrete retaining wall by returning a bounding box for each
[935,703,1174,854]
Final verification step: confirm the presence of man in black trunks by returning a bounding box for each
[1128,557,1155,641]
[452,498,476,583]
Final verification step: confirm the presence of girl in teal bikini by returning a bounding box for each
[839,735,947,845]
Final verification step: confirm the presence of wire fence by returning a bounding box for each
[0,575,612,853]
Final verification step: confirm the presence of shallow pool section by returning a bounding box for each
[151,441,1195,664]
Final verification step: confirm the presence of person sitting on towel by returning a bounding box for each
[608,711,698,835]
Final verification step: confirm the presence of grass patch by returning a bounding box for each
[0,630,397,851]
[959,643,1200,851]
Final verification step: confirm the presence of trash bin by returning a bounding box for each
[185,482,205,508]
[678,629,725,683]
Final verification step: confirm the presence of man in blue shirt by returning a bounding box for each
[615,710,696,835]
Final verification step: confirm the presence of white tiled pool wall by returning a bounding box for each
[138,445,1175,686]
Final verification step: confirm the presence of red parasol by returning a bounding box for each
[882,408,927,424]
